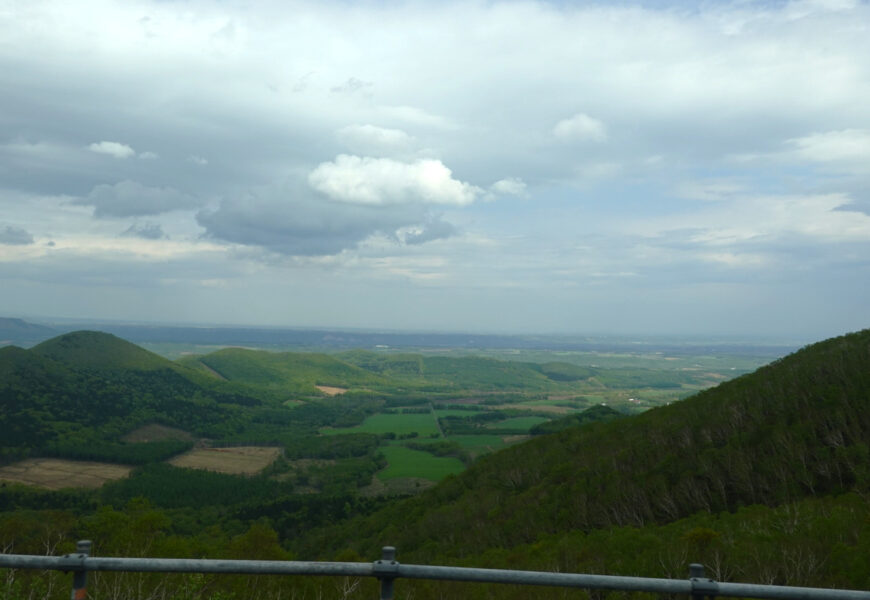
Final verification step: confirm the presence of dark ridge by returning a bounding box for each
[296,329,870,560]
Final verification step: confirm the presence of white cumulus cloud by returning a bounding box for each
[489,177,527,197]
[553,113,608,142]
[88,141,136,159]
[308,155,481,206]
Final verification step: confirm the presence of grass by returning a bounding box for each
[322,413,440,436]
[433,409,486,418]
[448,435,511,455]
[486,416,551,431]
[377,446,464,481]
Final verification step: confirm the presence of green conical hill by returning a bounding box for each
[31,330,173,371]
[301,329,870,560]
[2,332,261,454]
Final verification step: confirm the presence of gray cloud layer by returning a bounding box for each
[78,181,202,218]
[0,225,34,245]
[1,0,869,337]
[197,183,457,256]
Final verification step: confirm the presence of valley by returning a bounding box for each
[0,326,868,599]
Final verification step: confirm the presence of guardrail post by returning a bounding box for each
[69,540,91,600]
[690,563,718,600]
[373,546,399,600]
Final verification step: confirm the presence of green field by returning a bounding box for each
[449,434,512,455]
[433,409,486,418]
[322,412,440,437]
[377,446,464,481]
[486,416,550,431]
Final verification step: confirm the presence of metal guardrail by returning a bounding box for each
[1,540,869,600]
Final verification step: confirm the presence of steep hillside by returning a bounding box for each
[32,330,179,371]
[298,329,870,560]
[0,332,262,462]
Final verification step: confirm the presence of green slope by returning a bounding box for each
[341,351,595,391]
[31,330,174,371]
[193,347,388,393]
[297,329,870,560]
[0,332,263,462]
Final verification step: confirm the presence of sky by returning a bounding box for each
[1,0,869,340]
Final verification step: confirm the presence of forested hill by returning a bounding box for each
[31,330,182,371]
[0,331,261,463]
[298,328,870,561]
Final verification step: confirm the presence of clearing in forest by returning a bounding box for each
[0,458,132,490]
[168,446,280,475]
[316,385,347,396]
[122,423,194,443]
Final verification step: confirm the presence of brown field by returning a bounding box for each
[122,423,194,443]
[0,459,132,490]
[168,446,281,475]
[316,385,347,396]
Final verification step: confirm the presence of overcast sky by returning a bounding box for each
[1,0,869,340]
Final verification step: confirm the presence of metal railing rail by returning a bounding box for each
[2,541,869,600]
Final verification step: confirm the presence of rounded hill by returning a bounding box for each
[31,330,174,371]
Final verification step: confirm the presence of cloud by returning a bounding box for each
[638,192,870,248]
[138,151,159,160]
[553,113,607,142]
[377,106,455,130]
[489,178,527,197]
[3,0,870,336]
[88,141,136,159]
[403,219,457,245]
[0,225,34,245]
[675,180,745,202]
[331,77,373,95]
[121,222,168,240]
[308,155,481,206]
[77,180,201,217]
[786,129,870,164]
[188,155,208,166]
[336,124,414,156]
[197,183,460,256]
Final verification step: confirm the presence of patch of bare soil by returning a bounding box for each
[0,459,132,490]
[168,446,281,475]
[316,385,348,396]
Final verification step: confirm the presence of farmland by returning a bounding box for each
[168,446,282,475]
[0,458,132,490]
[0,329,784,504]
[377,446,464,481]
[322,412,440,437]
